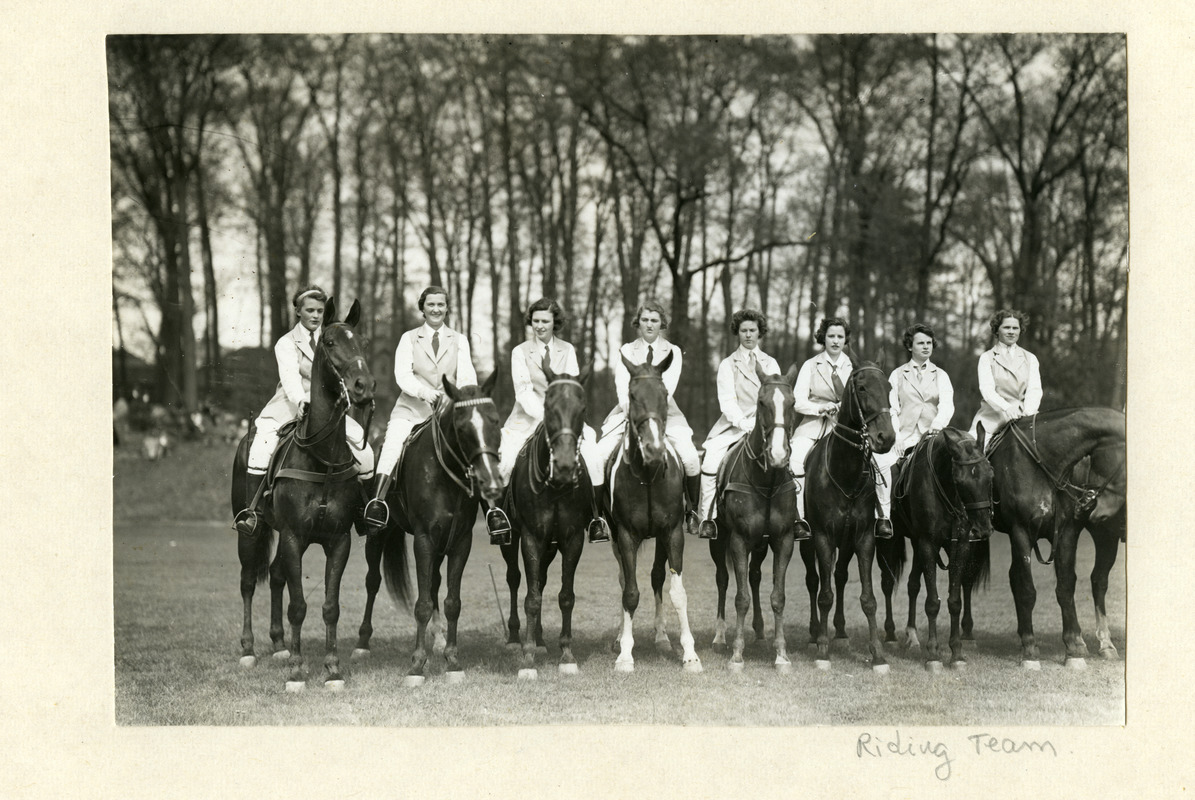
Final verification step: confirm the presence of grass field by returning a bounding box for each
[114,441,1125,727]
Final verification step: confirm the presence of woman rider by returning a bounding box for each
[694,308,783,541]
[970,308,1042,446]
[234,285,374,535]
[361,285,511,543]
[498,297,610,543]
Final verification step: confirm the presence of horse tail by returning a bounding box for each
[381,528,413,612]
[876,534,907,583]
[231,433,251,515]
[963,538,991,591]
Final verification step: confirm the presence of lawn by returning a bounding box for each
[113,441,1125,726]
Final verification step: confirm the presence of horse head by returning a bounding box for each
[622,348,674,469]
[842,355,895,454]
[542,357,588,488]
[442,370,505,503]
[755,360,800,470]
[943,428,994,542]
[315,298,375,408]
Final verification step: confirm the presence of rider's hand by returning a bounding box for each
[298,401,309,417]
[820,402,838,417]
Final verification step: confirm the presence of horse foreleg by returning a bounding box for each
[1008,528,1040,668]
[237,530,267,667]
[321,535,351,688]
[1054,525,1089,667]
[268,542,288,658]
[652,539,671,652]
[961,573,975,641]
[749,544,766,642]
[667,523,701,673]
[877,536,898,643]
[501,540,522,648]
[441,531,472,678]
[518,533,544,679]
[905,547,922,650]
[945,538,969,669]
[727,531,750,671]
[856,529,887,672]
[1091,529,1121,659]
[535,544,555,649]
[833,544,851,641]
[813,534,835,667]
[922,541,943,669]
[711,537,729,647]
[353,530,384,658]
[614,527,640,672]
[279,534,308,690]
[801,540,819,645]
[406,535,434,686]
[557,533,582,674]
[430,569,447,656]
[770,532,795,673]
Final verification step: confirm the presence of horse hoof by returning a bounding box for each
[712,633,726,646]
[1021,659,1041,671]
[814,659,831,671]
[517,668,538,681]
[904,633,920,651]
[614,660,634,673]
[285,681,306,693]
[506,642,522,651]
[728,660,744,673]
[951,660,967,672]
[432,639,447,657]
[445,671,465,684]
[926,661,944,674]
[536,645,549,654]
[325,679,346,692]
[655,637,672,652]
[1099,646,1119,660]
[1065,657,1087,670]
[403,674,426,688]
[872,663,890,676]
[351,648,370,661]
[239,655,256,669]
[558,663,579,676]
[683,659,703,674]
[775,659,792,675]
[273,650,290,661]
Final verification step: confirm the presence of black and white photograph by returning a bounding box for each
[4,1,1191,797]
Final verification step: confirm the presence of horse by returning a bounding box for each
[875,429,994,671]
[799,358,896,672]
[352,371,505,686]
[708,362,801,672]
[609,349,702,673]
[498,361,594,679]
[961,408,1126,669]
[231,297,375,691]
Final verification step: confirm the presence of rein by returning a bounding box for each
[431,396,499,497]
[825,365,889,500]
[923,432,992,539]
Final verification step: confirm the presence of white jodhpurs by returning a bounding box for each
[248,416,373,479]
[698,431,747,521]
[872,448,897,519]
[375,415,421,480]
[500,422,598,483]
[590,423,702,486]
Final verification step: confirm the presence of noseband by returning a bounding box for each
[295,335,375,463]
[433,396,500,497]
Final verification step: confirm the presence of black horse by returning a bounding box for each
[962,408,1125,668]
[876,428,994,671]
[800,358,896,671]
[352,372,505,686]
[708,363,801,672]
[499,361,594,679]
[609,349,702,673]
[231,298,375,690]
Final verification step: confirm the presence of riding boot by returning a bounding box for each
[361,473,393,533]
[234,472,266,536]
[485,502,512,546]
[696,472,718,540]
[683,474,702,537]
[874,517,894,540]
[792,475,812,541]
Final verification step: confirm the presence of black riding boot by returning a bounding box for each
[361,473,392,533]
[874,517,894,540]
[587,483,612,544]
[792,477,811,541]
[683,474,702,537]
[485,502,512,546]
[234,472,266,536]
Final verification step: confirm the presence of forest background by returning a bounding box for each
[108,33,1128,437]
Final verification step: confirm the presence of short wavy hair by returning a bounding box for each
[632,298,670,331]
[730,308,768,338]
[524,297,567,334]
[902,322,937,353]
[988,308,1030,338]
[291,284,328,309]
[815,316,851,345]
[418,285,450,313]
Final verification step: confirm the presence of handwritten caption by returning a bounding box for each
[856,730,1058,781]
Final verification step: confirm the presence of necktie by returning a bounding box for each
[646,344,654,364]
[831,363,845,399]
[432,330,440,356]
[309,330,316,351]
[543,344,551,367]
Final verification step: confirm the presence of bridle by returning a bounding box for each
[624,373,670,481]
[294,332,375,469]
[925,431,993,536]
[529,377,585,492]
[431,395,500,497]
[826,364,890,499]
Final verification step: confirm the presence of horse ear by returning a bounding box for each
[754,359,769,382]
[542,353,557,383]
[620,353,637,374]
[844,345,860,369]
[656,349,675,374]
[783,362,800,386]
[344,299,362,328]
[480,370,498,396]
[442,374,461,401]
[324,296,339,324]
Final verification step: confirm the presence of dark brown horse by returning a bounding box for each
[352,372,505,686]
[708,363,801,672]
[876,428,994,671]
[962,408,1125,669]
[609,349,701,673]
[498,362,593,679]
[231,298,375,691]
[800,358,896,672]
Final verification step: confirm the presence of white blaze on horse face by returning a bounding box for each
[469,408,496,481]
[769,387,787,464]
[647,418,664,452]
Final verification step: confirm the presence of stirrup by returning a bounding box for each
[793,519,812,541]
[587,517,611,544]
[486,507,512,546]
[684,510,702,537]
[362,498,390,531]
[233,508,260,536]
[875,517,894,540]
[697,519,718,540]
